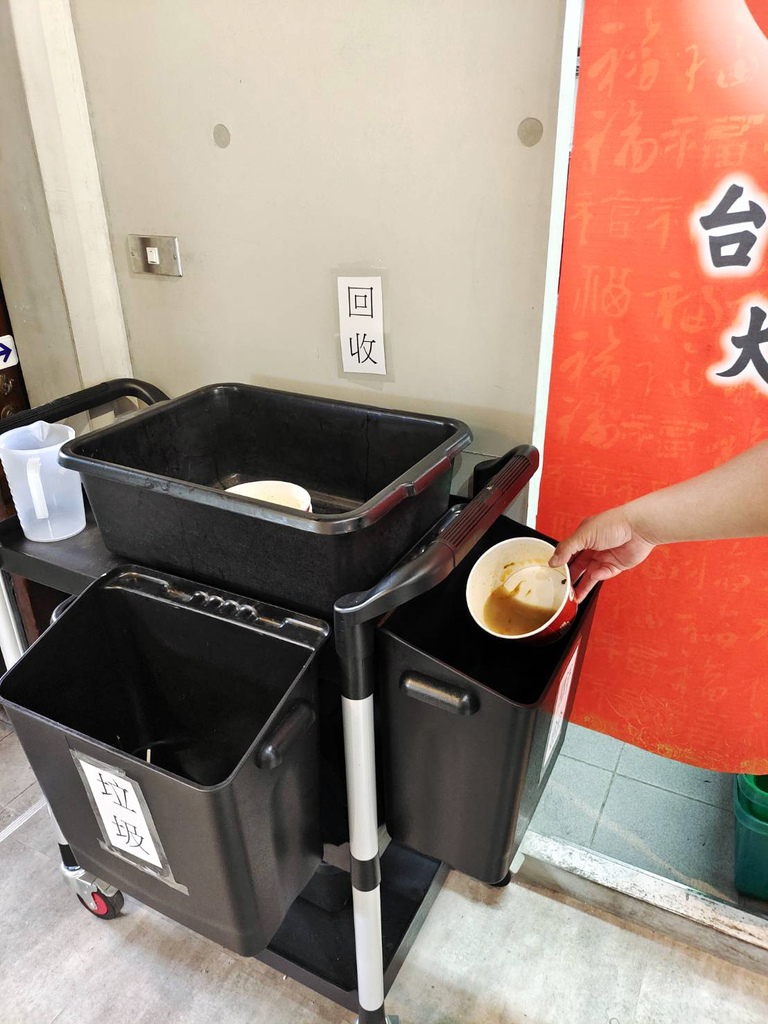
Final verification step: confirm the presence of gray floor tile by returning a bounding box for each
[592,775,737,902]
[530,755,613,847]
[0,731,35,806]
[560,722,624,771]
[617,744,733,809]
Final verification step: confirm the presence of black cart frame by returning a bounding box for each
[0,380,539,1024]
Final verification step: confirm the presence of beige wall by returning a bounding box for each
[69,0,567,453]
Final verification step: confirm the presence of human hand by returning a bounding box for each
[548,505,656,602]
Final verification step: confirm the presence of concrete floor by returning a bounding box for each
[2,730,768,1023]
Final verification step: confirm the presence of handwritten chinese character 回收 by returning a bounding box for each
[337,276,386,375]
[348,332,378,367]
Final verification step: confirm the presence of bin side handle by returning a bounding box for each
[335,444,539,629]
[437,445,539,565]
[255,701,316,770]
[400,672,478,716]
[0,378,168,434]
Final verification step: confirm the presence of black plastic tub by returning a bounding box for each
[0,567,328,955]
[377,515,599,884]
[59,384,471,617]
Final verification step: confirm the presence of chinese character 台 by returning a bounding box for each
[692,177,768,276]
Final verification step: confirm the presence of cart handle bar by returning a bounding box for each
[0,378,168,433]
[334,443,538,644]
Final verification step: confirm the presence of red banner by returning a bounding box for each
[538,0,768,771]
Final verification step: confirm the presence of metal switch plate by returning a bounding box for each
[128,235,182,277]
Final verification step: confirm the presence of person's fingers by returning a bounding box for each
[573,563,618,603]
[567,549,593,583]
[549,525,589,568]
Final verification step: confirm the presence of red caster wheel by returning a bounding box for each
[77,889,124,919]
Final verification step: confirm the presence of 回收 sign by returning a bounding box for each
[337,276,386,375]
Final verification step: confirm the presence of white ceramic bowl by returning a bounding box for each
[225,480,312,512]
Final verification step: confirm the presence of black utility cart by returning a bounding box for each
[0,380,599,1024]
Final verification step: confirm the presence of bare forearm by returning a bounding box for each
[625,441,768,545]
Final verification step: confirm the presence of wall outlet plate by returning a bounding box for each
[128,235,182,277]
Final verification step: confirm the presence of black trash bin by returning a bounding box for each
[377,515,599,884]
[59,383,471,616]
[0,567,328,955]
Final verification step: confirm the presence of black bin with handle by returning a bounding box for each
[0,566,328,955]
[376,514,599,883]
[59,382,471,617]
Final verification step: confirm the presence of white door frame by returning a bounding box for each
[526,0,584,527]
[8,0,132,392]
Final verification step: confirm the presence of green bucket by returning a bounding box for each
[736,773,768,823]
[733,778,768,900]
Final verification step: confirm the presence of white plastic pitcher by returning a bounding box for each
[0,421,86,542]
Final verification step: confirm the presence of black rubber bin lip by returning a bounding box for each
[59,383,472,536]
[0,564,330,792]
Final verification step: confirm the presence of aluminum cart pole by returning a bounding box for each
[335,444,539,1024]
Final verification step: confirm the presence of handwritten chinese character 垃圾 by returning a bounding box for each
[112,815,147,851]
[98,772,133,812]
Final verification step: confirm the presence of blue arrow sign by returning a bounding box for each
[0,335,18,369]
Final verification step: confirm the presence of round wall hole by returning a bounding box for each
[213,123,231,148]
[517,117,544,148]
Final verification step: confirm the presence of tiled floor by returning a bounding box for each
[531,723,741,903]
[2,728,768,1024]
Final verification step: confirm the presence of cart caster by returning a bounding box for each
[58,856,123,918]
[77,888,124,920]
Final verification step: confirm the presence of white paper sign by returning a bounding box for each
[540,641,581,781]
[0,334,19,370]
[77,756,163,869]
[337,276,386,375]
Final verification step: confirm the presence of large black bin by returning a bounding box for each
[60,384,471,617]
[377,515,599,884]
[0,567,328,955]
